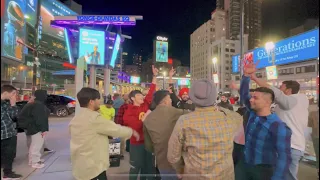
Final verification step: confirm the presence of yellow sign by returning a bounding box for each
[266,66,278,80]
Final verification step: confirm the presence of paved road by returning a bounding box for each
[2,115,318,180]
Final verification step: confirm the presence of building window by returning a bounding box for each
[225,48,230,52]
[230,49,235,53]
[225,54,229,58]
[226,67,229,70]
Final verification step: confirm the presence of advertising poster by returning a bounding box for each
[25,0,38,27]
[40,0,77,39]
[79,29,105,65]
[130,76,140,84]
[243,51,254,67]
[178,79,190,86]
[213,74,219,84]
[266,65,278,80]
[156,41,168,62]
[109,34,121,68]
[2,0,26,61]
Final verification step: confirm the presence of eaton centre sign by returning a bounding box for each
[232,29,319,73]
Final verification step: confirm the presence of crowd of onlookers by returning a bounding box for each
[1,62,319,180]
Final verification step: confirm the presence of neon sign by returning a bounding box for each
[157,36,168,41]
[77,15,130,22]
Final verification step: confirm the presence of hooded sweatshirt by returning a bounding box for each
[123,83,156,144]
[18,90,50,135]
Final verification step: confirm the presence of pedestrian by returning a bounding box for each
[235,63,292,180]
[308,107,319,178]
[113,93,124,117]
[167,68,195,111]
[1,85,22,179]
[167,80,243,180]
[69,87,139,180]
[144,90,188,180]
[99,100,115,121]
[18,90,50,169]
[115,94,130,158]
[251,73,309,180]
[217,94,234,111]
[123,65,158,180]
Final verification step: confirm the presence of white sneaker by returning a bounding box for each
[31,162,45,169]
[28,159,44,166]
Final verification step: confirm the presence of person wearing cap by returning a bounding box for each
[143,90,188,180]
[99,100,115,121]
[167,80,243,180]
[168,68,195,112]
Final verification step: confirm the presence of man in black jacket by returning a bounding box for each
[168,68,196,112]
[18,90,50,169]
[1,85,22,179]
[217,94,234,111]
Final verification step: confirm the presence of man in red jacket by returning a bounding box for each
[124,65,158,180]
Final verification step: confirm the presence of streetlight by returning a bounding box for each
[163,71,166,89]
[265,41,275,65]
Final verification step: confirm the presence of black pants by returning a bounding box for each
[233,142,244,166]
[235,159,274,180]
[129,144,155,180]
[1,136,17,174]
[91,171,107,180]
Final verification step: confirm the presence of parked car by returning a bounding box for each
[16,95,76,117]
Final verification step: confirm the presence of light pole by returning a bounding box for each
[163,71,166,89]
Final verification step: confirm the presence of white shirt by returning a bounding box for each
[271,87,309,152]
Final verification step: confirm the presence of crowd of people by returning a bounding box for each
[1,63,319,180]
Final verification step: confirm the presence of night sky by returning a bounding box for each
[72,0,318,65]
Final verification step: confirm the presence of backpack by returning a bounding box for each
[17,103,34,130]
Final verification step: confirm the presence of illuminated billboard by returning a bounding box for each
[25,0,38,27]
[2,0,26,61]
[232,29,319,73]
[40,0,77,39]
[156,41,168,62]
[130,76,140,84]
[109,34,121,68]
[266,65,278,80]
[79,29,105,65]
[177,79,190,86]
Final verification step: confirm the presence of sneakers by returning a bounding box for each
[31,162,45,169]
[43,148,54,153]
[28,159,44,166]
[2,172,22,180]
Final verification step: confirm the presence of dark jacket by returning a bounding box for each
[18,90,50,135]
[169,84,196,111]
[218,101,234,111]
[1,100,20,140]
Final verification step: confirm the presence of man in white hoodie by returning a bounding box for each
[251,75,309,180]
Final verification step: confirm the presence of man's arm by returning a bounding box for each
[271,122,292,180]
[167,117,185,174]
[251,76,297,110]
[144,66,158,104]
[32,104,49,132]
[94,115,133,139]
[240,75,252,110]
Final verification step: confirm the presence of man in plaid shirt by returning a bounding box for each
[1,85,22,179]
[115,94,130,157]
[235,64,292,180]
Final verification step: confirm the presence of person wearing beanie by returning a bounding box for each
[168,68,195,112]
[143,90,188,180]
[167,80,243,180]
[18,90,50,169]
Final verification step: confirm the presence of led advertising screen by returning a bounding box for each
[40,0,77,39]
[25,0,38,27]
[177,79,190,86]
[130,76,140,84]
[213,74,219,84]
[109,34,121,68]
[232,29,319,73]
[79,29,106,65]
[156,41,168,62]
[2,0,27,61]
[266,65,278,80]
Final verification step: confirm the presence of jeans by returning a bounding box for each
[129,144,155,180]
[159,169,179,180]
[286,148,304,180]
[1,136,17,175]
[235,159,274,180]
[91,171,107,180]
[28,132,45,164]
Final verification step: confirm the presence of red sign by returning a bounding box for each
[168,58,173,64]
[63,62,76,69]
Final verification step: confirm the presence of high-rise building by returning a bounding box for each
[122,52,128,71]
[227,0,262,50]
[132,53,142,73]
[60,0,82,14]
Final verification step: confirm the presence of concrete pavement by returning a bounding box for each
[2,115,318,180]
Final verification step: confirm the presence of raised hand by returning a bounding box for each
[244,60,259,76]
[230,81,239,90]
[169,67,176,77]
[152,65,159,76]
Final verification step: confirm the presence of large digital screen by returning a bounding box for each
[177,79,190,86]
[2,0,27,61]
[40,0,77,39]
[232,29,319,73]
[109,34,121,68]
[156,41,168,62]
[25,0,38,27]
[79,29,105,65]
[130,76,140,84]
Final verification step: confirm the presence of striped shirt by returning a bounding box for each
[240,76,292,180]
